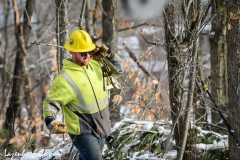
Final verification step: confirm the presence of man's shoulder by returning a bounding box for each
[90,59,101,67]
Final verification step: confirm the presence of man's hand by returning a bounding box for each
[94,44,111,58]
[47,120,68,134]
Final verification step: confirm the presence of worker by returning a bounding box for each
[42,29,122,160]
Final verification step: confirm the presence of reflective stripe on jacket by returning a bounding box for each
[43,58,116,138]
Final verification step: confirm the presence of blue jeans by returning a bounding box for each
[69,134,105,160]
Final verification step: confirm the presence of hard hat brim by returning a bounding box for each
[64,43,96,53]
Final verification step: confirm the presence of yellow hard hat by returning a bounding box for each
[64,29,96,52]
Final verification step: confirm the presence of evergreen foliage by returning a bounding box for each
[102,121,229,160]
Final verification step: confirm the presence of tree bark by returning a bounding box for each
[164,0,212,159]
[102,0,117,49]
[4,0,34,145]
[85,0,94,36]
[5,0,23,138]
[164,1,184,151]
[227,0,240,158]
[195,43,206,123]
[178,39,199,160]
[55,0,69,71]
[0,0,10,114]
[102,0,119,125]
[210,0,228,127]
[23,0,36,151]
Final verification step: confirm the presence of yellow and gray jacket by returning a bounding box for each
[43,52,122,138]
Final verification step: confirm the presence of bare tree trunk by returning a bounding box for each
[55,0,69,71]
[85,0,94,36]
[102,0,119,125]
[195,43,206,123]
[164,0,212,159]
[102,0,117,49]
[4,0,34,145]
[227,0,240,158]
[164,1,184,151]
[5,0,23,139]
[22,0,36,151]
[210,0,228,128]
[0,0,10,115]
[55,0,69,141]
[178,39,199,160]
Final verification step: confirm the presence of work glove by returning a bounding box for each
[46,117,68,134]
[94,44,112,58]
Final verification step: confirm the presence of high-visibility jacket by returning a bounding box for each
[43,52,122,138]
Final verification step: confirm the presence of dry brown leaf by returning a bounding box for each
[227,23,231,30]
[146,85,151,90]
[9,135,27,145]
[50,49,56,56]
[158,106,163,111]
[155,93,161,103]
[137,88,145,94]
[51,57,56,64]
[146,114,153,121]
[130,109,135,115]
[143,94,148,101]
[136,70,141,76]
[151,108,157,113]
[134,78,141,86]
[229,12,239,19]
[119,20,127,30]
[126,102,133,109]
[92,8,99,15]
[140,100,145,106]
[34,117,44,127]
[128,22,134,31]
[31,131,46,139]
[124,60,131,68]
[112,94,122,104]
[129,69,135,78]
[43,84,50,94]
[51,64,58,73]
[50,38,56,45]
[192,10,200,22]
[229,12,234,19]
[132,93,139,100]
[134,104,141,114]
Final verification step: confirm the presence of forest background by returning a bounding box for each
[0,0,239,159]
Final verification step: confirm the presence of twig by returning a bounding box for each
[30,41,64,48]
[123,43,158,82]
[197,122,228,132]
[79,0,87,30]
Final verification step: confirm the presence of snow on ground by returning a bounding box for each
[2,118,228,160]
